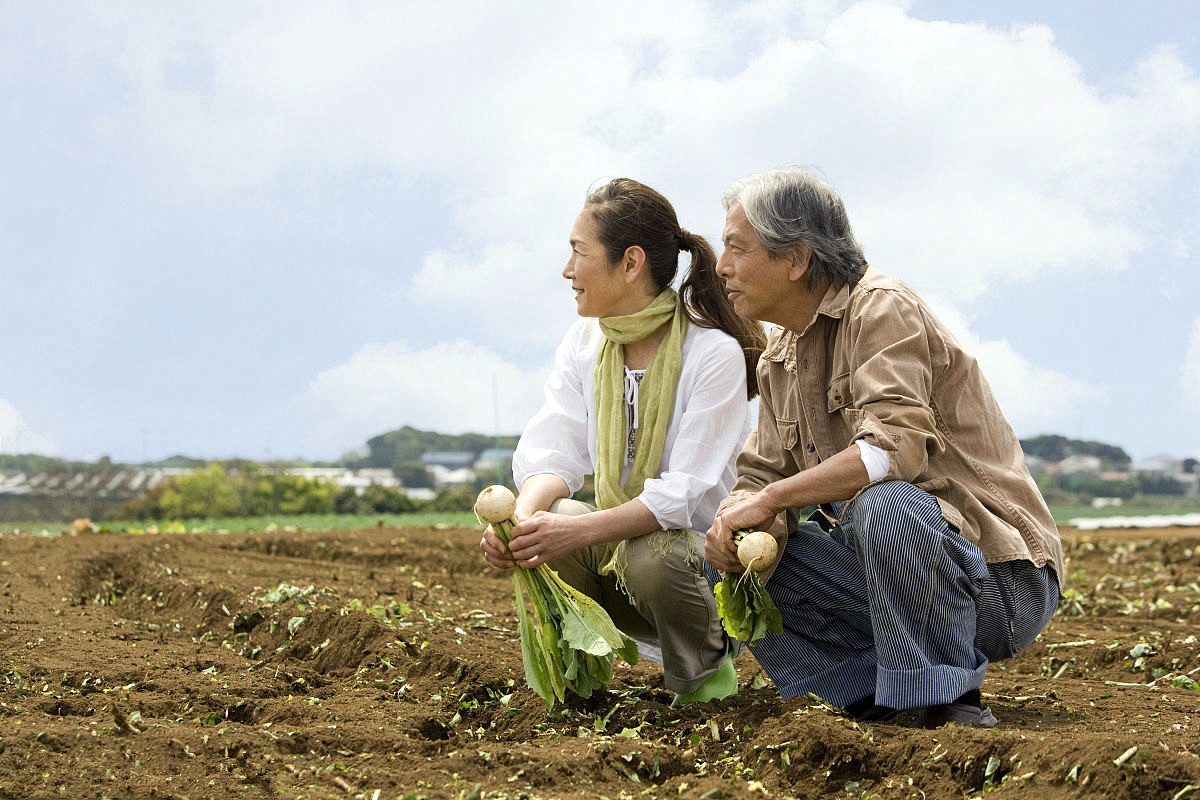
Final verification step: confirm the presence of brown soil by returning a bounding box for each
[1,524,1198,800]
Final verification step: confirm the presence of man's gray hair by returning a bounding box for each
[723,168,867,289]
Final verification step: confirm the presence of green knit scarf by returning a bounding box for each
[594,288,690,597]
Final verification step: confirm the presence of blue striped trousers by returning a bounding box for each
[706,481,1058,710]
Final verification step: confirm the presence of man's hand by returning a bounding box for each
[704,514,741,573]
[705,492,780,573]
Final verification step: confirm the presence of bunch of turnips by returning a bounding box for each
[712,528,783,645]
[476,485,786,706]
[474,486,639,708]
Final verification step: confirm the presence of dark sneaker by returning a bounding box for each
[917,703,998,728]
[852,704,904,723]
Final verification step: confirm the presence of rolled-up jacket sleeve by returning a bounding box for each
[637,336,749,532]
[844,287,944,482]
[511,324,592,494]
[715,360,793,540]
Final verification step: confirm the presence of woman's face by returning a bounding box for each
[563,210,639,318]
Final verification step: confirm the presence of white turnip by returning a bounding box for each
[737,530,777,572]
[475,485,517,524]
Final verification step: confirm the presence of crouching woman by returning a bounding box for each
[480,178,765,704]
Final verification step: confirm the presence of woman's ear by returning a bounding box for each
[622,245,648,284]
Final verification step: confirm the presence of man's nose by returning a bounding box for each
[715,252,731,277]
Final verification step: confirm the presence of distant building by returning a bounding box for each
[284,468,401,494]
[419,451,476,470]
[1131,456,1199,497]
[0,466,414,501]
[474,448,515,472]
[1058,455,1103,475]
[0,469,179,499]
[425,464,476,488]
[1132,455,1180,477]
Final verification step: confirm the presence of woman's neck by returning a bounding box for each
[623,321,670,370]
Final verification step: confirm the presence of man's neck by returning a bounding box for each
[774,278,831,333]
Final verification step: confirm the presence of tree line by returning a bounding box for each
[116,464,483,520]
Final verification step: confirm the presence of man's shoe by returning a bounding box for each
[917,703,998,728]
[848,703,904,723]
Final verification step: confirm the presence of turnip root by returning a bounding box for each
[736,530,777,572]
[714,528,784,644]
[474,484,517,524]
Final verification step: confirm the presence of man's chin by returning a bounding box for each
[730,299,759,321]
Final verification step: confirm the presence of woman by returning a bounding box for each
[480,178,765,703]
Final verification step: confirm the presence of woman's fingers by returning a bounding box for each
[506,530,540,561]
[479,526,517,570]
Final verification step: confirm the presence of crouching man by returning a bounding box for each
[705,168,1062,727]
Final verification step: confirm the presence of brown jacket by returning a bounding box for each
[723,267,1063,579]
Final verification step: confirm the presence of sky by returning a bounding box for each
[1,0,1198,465]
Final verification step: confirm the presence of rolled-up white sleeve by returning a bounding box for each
[511,322,593,494]
[636,333,749,532]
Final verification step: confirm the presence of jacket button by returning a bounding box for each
[802,359,809,371]
[807,443,816,453]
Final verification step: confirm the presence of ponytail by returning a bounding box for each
[677,229,767,400]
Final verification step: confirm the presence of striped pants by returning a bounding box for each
[706,481,1058,710]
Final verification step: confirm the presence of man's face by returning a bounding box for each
[716,204,798,326]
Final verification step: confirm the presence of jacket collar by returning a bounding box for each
[762,269,866,362]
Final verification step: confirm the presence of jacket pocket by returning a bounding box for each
[775,418,799,451]
[826,372,852,413]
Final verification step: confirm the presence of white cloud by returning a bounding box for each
[1183,318,1200,412]
[969,338,1106,435]
[406,242,577,351]
[925,300,1106,436]
[15,1,1199,456]
[80,0,1197,334]
[0,400,57,456]
[299,340,550,454]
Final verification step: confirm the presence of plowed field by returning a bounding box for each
[1,524,1199,799]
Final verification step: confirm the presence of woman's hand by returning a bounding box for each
[479,502,535,570]
[479,524,518,570]
[504,511,591,568]
[478,488,576,570]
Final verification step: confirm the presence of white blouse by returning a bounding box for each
[513,317,754,536]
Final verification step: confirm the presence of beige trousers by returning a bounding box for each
[546,498,729,693]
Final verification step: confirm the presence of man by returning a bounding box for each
[705,167,1062,727]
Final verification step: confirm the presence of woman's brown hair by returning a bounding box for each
[584,178,766,399]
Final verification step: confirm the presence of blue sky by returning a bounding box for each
[1,1,1198,465]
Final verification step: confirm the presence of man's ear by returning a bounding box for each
[787,244,812,283]
[622,245,648,284]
